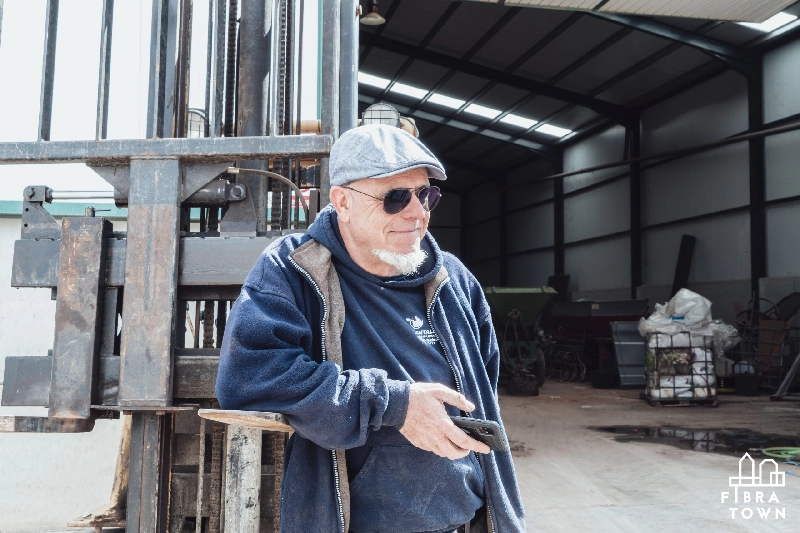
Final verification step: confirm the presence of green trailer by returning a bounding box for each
[483,287,558,395]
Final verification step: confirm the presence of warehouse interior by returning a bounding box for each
[358,0,800,326]
[2,0,800,531]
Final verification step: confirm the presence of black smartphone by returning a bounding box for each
[450,416,507,452]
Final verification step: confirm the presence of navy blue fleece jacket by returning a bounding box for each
[216,205,526,532]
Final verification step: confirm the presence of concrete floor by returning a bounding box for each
[9,383,800,533]
[501,382,800,532]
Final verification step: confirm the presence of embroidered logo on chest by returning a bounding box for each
[406,316,438,345]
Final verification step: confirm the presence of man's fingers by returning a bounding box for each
[445,423,492,454]
[431,386,475,412]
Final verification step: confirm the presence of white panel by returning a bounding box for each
[642,213,750,286]
[642,142,749,226]
[564,179,630,243]
[600,0,793,22]
[563,125,627,194]
[565,237,630,292]
[465,218,501,262]
[767,201,800,277]
[766,129,800,201]
[641,71,748,154]
[507,250,555,287]
[765,39,800,123]
[466,183,500,226]
[506,203,554,253]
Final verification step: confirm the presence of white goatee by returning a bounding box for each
[371,248,428,276]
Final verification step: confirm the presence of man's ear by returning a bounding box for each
[329,186,351,223]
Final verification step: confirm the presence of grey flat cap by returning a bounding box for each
[329,124,447,187]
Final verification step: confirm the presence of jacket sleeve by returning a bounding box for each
[216,270,410,450]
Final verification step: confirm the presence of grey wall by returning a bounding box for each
[463,159,555,287]
[562,125,630,294]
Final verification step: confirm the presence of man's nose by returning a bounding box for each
[402,190,426,218]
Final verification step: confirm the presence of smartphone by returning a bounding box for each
[450,416,507,452]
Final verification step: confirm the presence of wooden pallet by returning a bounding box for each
[640,392,717,407]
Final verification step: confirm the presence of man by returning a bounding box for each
[217,124,525,533]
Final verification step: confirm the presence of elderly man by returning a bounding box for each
[217,124,525,533]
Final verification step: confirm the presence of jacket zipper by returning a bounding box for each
[428,277,497,533]
[426,277,463,395]
[289,256,346,533]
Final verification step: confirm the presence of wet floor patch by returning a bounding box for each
[591,426,800,455]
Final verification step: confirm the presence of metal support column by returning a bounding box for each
[629,117,642,299]
[127,413,173,533]
[748,60,766,300]
[146,0,179,139]
[38,0,59,141]
[95,0,114,140]
[319,0,341,204]
[237,0,273,234]
[553,155,565,276]
[118,158,182,407]
[498,176,508,286]
[338,0,358,134]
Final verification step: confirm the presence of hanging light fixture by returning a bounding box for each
[360,0,386,26]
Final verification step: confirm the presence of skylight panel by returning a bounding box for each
[739,12,797,33]
[390,82,428,99]
[357,72,390,89]
[535,124,572,138]
[500,114,538,129]
[464,104,501,119]
[427,93,466,109]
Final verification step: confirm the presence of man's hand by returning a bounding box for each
[399,383,492,459]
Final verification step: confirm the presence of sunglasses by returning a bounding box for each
[343,185,442,215]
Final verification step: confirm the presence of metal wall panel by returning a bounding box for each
[563,125,626,193]
[767,200,800,277]
[641,71,748,154]
[506,203,554,254]
[465,182,500,226]
[507,250,554,287]
[642,142,750,226]
[466,218,501,262]
[764,38,800,124]
[469,257,503,287]
[429,227,461,257]
[642,212,751,286]
[564,178,630,243]
[564,236,630,292]
[766,128,800,201]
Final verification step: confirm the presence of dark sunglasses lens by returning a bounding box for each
[418,186,442,212]
[383,188,413,214]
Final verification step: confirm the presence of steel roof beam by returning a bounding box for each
[361,33,630,122]
[430,23,634,153]
[358,92,557,160]
[589,12,754,74]
[414,13,582,140]
[375,3,462,101]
